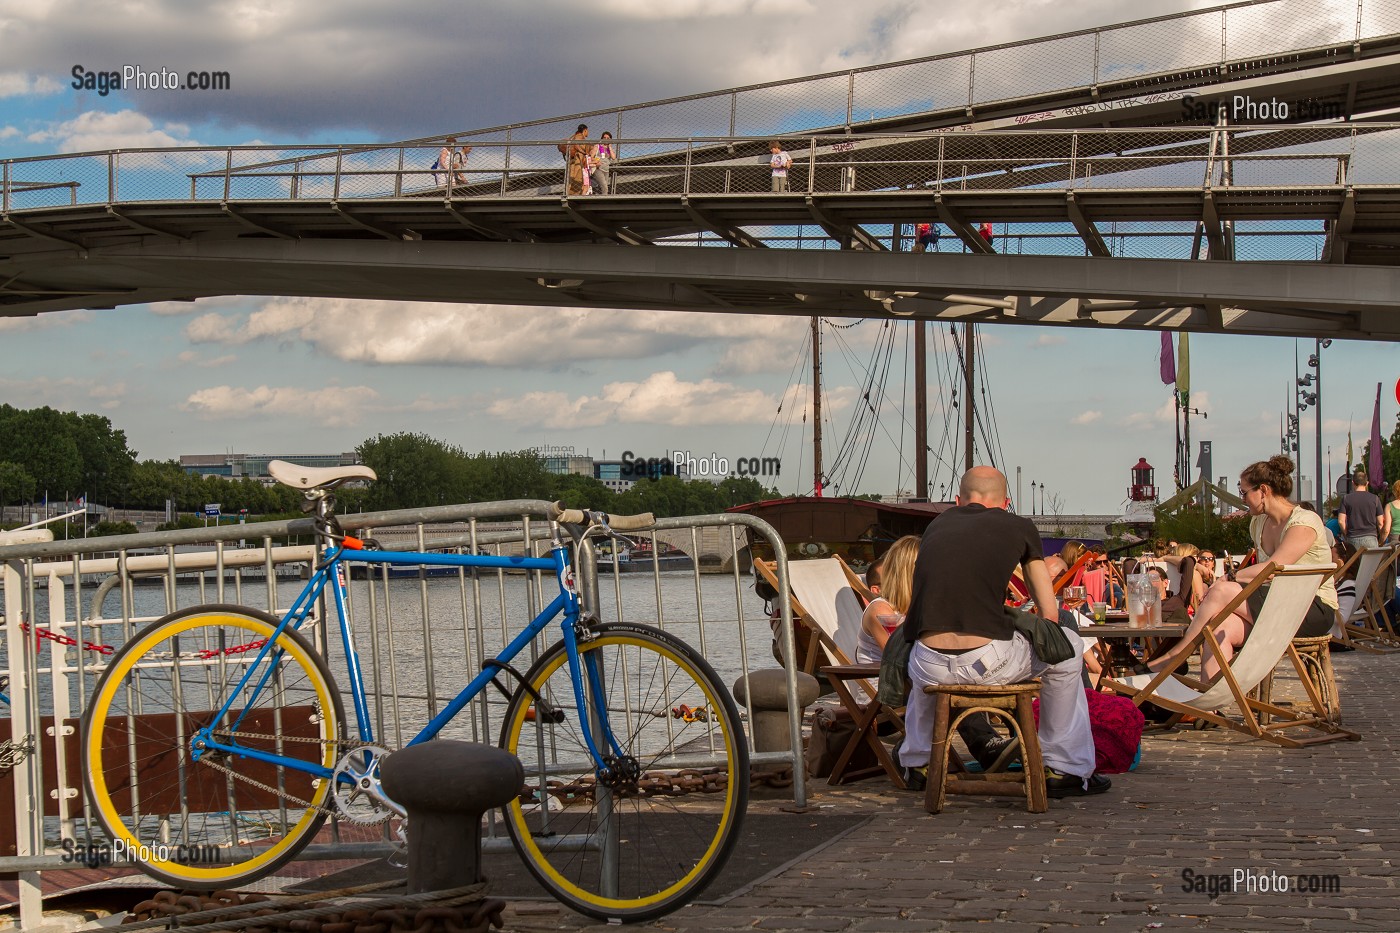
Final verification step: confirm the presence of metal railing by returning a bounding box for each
[0,125,1376,208]
[0,504,799,929]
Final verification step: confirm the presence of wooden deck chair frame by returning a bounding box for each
[1332,545,1400,653]
[1007,549,1095,605]
[1103,563,1360,748]
[755,556,908,787]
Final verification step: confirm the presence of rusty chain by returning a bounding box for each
[521,763,793,804]
[0,734,34,773]
[124,888,505,933]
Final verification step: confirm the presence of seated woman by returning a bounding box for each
[1147,566,1191,625]
[1155,543,1206,613]
[1148,455,1338,680]
[1043,540,1089,585]
[855,538,918,664]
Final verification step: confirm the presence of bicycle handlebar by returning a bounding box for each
[550,502,656,531]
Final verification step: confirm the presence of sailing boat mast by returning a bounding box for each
[914,320,928,500]
[963,322,976,472]
[811,316,823,497]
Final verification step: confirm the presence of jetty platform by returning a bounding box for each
[507,649,1398,933]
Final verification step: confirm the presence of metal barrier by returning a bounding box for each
[0,503,799,929]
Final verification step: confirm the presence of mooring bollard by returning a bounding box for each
[734,668,821,752]
[379,741,524,893]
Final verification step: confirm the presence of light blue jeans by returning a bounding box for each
[900,631,1097,780]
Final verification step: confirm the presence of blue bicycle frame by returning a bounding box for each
[190,534,625,784]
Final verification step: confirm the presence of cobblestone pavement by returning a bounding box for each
[503,651,1398,932]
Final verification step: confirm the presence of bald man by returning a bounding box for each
[897,466,1109,797]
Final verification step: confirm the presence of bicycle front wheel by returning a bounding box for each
[501,623,749,923]
[82,604,343,889]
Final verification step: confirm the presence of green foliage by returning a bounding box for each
[1152,506,1254,555]
[1,403,789,523]
[0,461,37,507]
[91,520,139,536]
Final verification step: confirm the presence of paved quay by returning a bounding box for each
[505,651,1399,933]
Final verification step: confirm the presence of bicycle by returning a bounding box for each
[81,461,749,923]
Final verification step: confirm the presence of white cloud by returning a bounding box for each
[176,350,237,367]
[1122,390,1210,430]
[26,109,198,153]
[0,126,18,140]
[593,0,813,20]
[0,72,61,98]
[1071,410,1102,425]
[0,310,94,333]
[184,297,808,368]
[182,385,381,428]
[148,295,252,317]
[1035,333,1067,346]
[88,381,128,409]
[487,372,838,429]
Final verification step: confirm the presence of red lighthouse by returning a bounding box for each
[1128,458,1157,503]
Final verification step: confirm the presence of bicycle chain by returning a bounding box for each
[197,729,377,812]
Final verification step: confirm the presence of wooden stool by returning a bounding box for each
[1291,635,1340,723]
[924,681,1046,814]
[1255,635,1341,725]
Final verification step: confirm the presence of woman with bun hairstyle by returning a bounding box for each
[1147,456,1337,680]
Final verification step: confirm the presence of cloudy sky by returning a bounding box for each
[1,0,1396,514]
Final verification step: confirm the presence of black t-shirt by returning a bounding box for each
[1340,489,1383,538]
[901,503,1044,642]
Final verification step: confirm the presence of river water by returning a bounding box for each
[26,569,779,746]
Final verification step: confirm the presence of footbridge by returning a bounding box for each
[5,0,1400,340]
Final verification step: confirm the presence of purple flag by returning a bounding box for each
[1370,383,1384,489]
[1159,332,1175,385]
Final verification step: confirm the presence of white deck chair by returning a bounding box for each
[755,556,908,786]
[1135,559,1181,593]
[1105,563,1359,747]
[1335,546,1400,652]
[755,557,871,684]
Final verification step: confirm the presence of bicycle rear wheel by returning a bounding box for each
[82,604,343,888]
[500,623,748,923]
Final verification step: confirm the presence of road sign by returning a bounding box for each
[204,503,221,517]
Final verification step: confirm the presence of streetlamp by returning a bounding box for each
[1297,338,1330,509]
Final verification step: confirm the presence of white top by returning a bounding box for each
[856,597,900,664]
[770,151,791,177]
[1249,505,1338,609]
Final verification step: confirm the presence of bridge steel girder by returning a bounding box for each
[1,239,1396,342]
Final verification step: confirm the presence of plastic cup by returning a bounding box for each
[1091,602,1107,622]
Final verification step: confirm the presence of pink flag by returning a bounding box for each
[1370,383,1384,489]
[1159,332,1175,385]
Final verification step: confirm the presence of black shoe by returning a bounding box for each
[900,766,927,792]
[972,736,1020,772]
[1045,769,1111,798]
[1110,645,1152,676]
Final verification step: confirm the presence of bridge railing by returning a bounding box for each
[0,124,1379,213]
[0,505,799,929]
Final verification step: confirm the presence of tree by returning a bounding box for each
[0,461,37,513]
[357,432,469,509]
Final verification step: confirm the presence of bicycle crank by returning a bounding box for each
[330,745,404,824]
